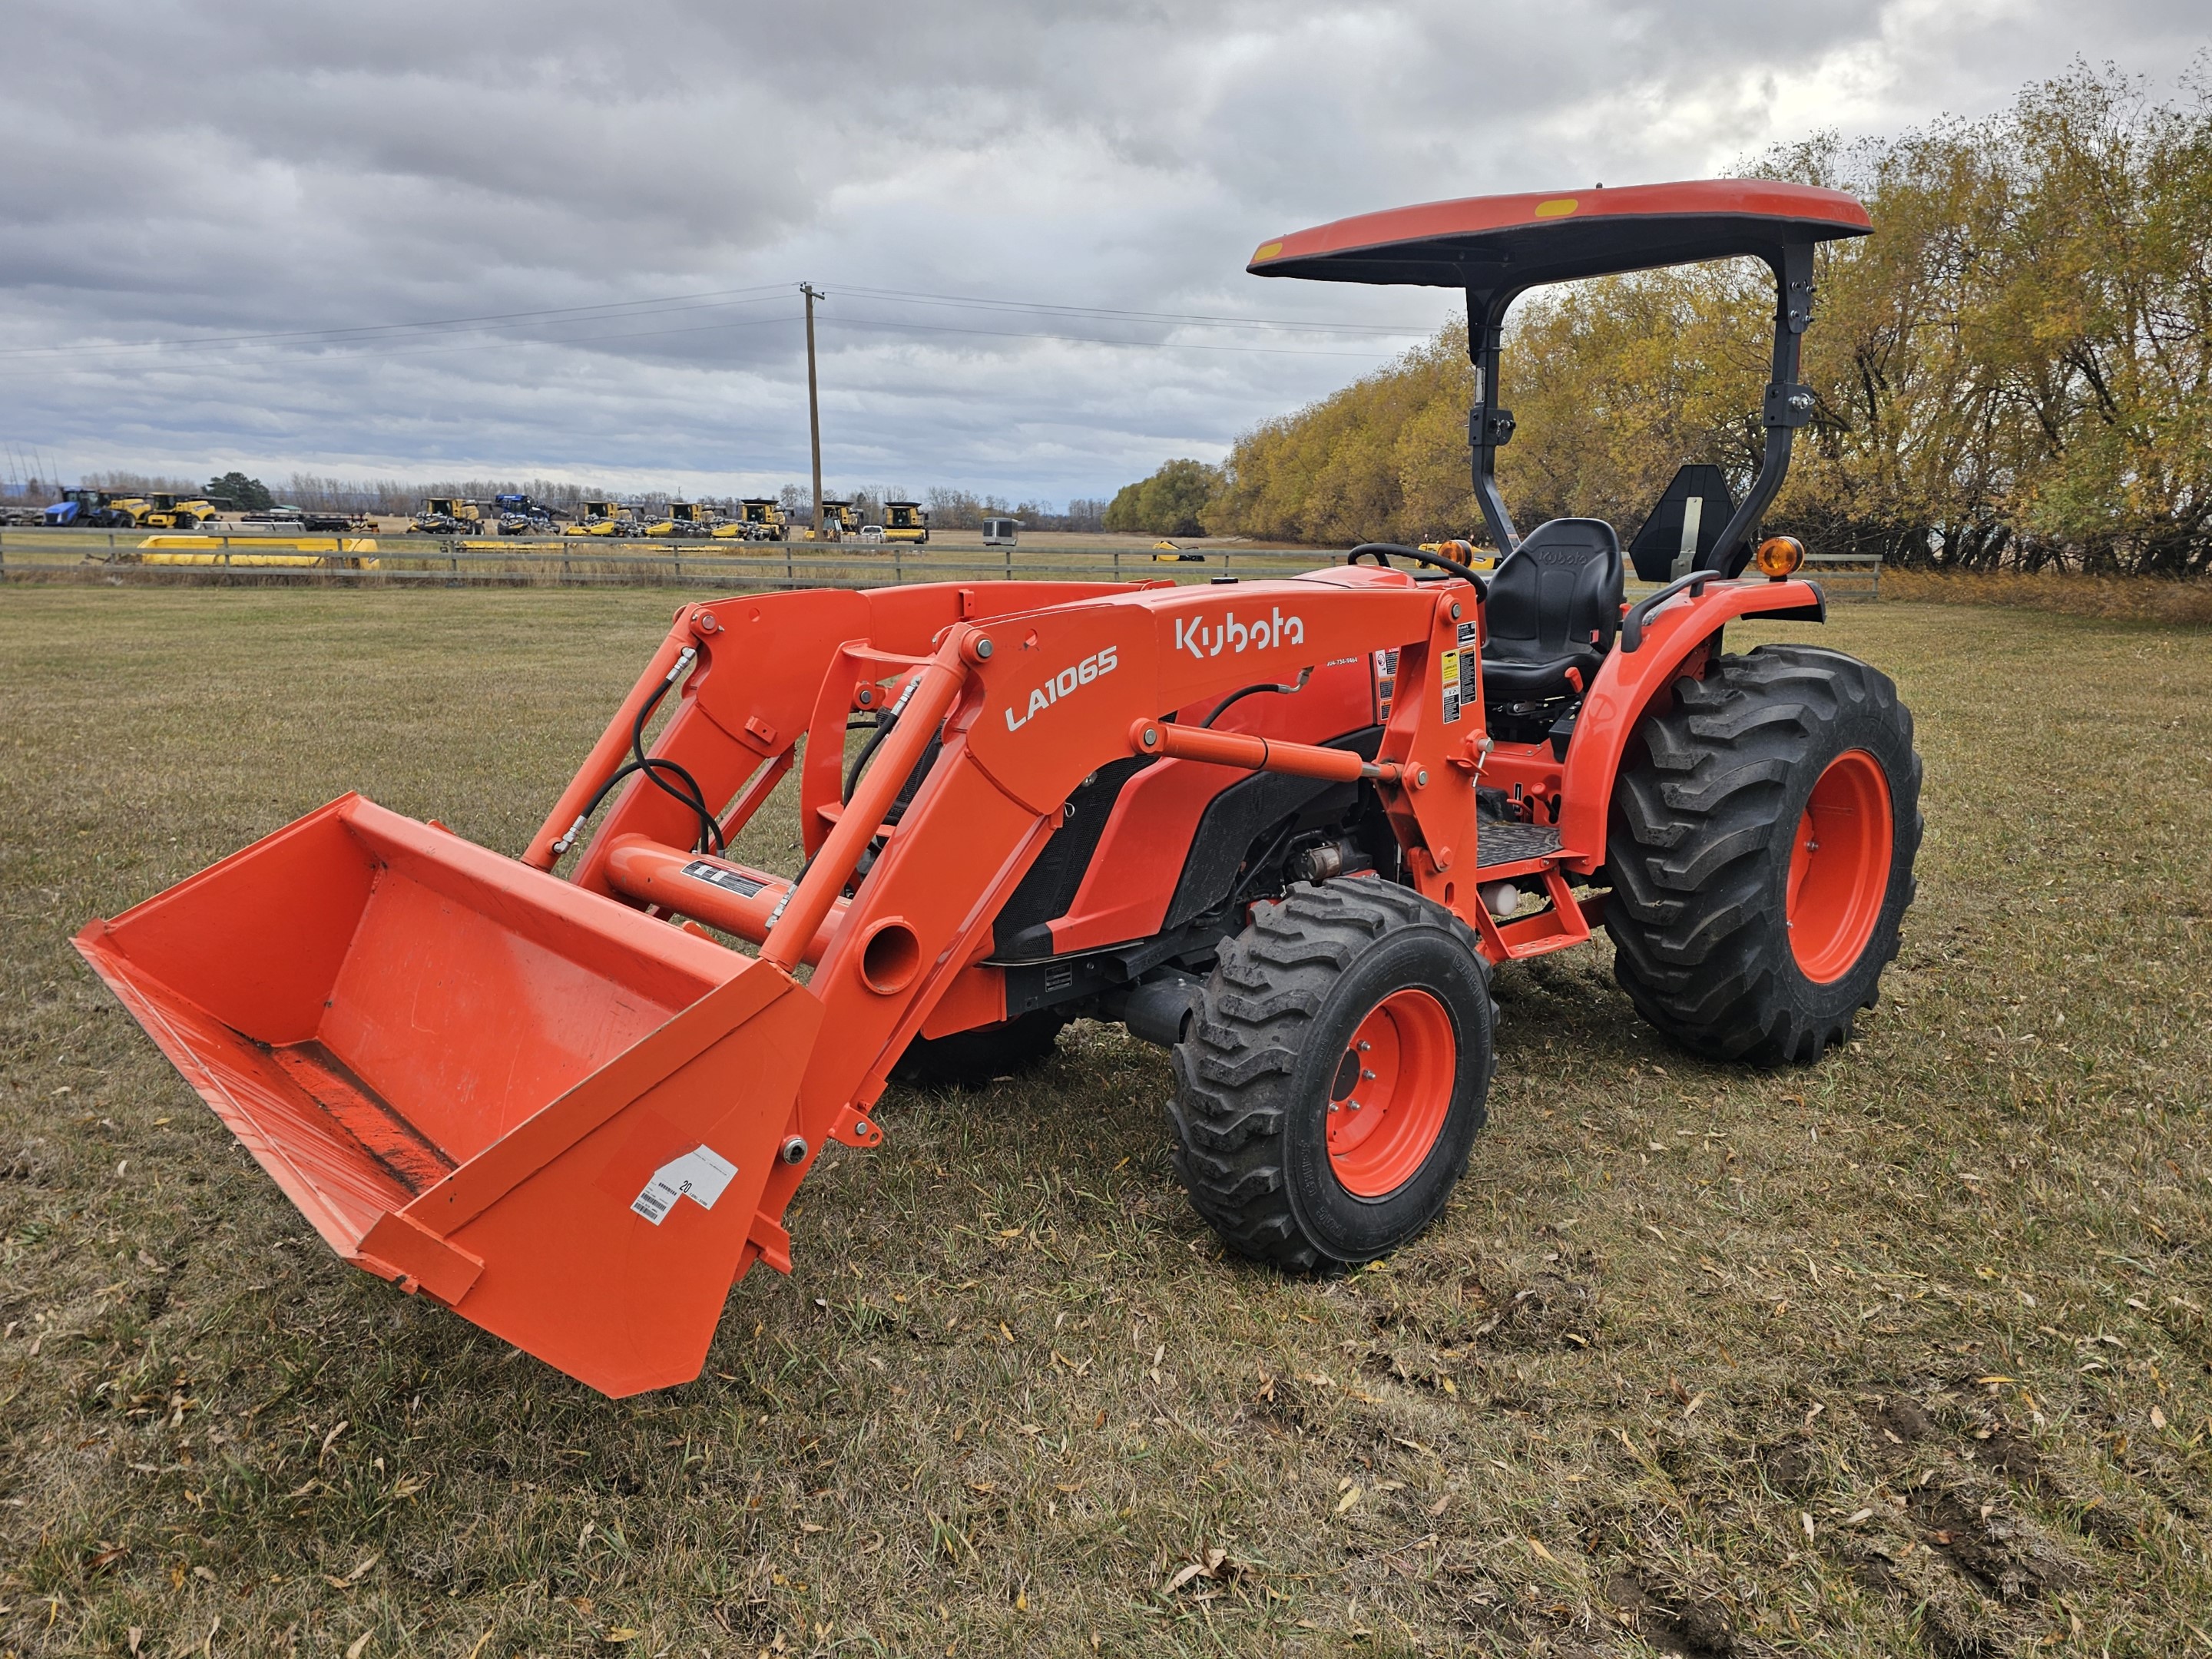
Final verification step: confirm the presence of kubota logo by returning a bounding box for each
[1005,645,1119,731]
[1174,607,1306,661]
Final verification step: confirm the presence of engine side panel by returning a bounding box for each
[1048,654,1378,955]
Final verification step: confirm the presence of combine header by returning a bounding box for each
[78,180,1922,1397]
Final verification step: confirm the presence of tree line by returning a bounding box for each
[1110,65,2212,578]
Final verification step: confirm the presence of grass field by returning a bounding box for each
[2,585,2207,1658]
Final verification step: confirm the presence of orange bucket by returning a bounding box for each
[75,794,820,1396]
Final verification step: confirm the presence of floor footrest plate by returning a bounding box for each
[1476,820,1562,867]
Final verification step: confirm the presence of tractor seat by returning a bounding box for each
[1479,518,1625,701]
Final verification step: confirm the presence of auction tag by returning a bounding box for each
[631,1144,738,1225]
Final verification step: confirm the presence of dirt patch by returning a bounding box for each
[1471,1270,1598,1351]
[1602,1568,1737,1656]
[1914,1488,2081,1604]
[1758,1436,1825,1494]
[1871,1393,1937,1445]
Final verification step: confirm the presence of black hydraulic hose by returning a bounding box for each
[1345,541,1488,585]
[843,710,898,803]
[842,675,926,803]
[572,756,720,849]
[551,647,725,860]
[624,662,725,853]
[1200,666,1314,729]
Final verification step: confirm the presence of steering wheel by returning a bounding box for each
[1345,541,1488,585]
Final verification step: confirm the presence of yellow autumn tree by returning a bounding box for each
[1190,65,2212,575]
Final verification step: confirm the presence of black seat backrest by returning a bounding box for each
[1483,518,1624,661]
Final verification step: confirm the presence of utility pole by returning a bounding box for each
[800,283,826,541]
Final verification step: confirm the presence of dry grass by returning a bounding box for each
[2,586,2208,1658]
[1883,568,2212,626]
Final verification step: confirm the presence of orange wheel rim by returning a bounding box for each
[1326,988,1456,1198]
[1786,749,1893,983]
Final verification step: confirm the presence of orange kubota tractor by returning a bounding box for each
[76,180,1920,1397]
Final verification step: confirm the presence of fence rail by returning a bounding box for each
[0,528,1326,590]
[1804,551,1883,601]
[0,528,1886,599]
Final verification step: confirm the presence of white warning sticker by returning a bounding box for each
[631,1144,739,1225]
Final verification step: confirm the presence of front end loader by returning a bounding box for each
[78,180,1922,1397]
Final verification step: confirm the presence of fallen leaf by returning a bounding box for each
[2151,1405,2167,1430]
[319,1420,350,1463]
[344,1636,371,1659]
[1526,1537,1557,1563]
[1334,1486,1362,1515]
[603,1629,639,1644]
[1800,1512,1816,1541]
[1973,1376,2015,1386]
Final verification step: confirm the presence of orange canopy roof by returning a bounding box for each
[1248,178,1869,290]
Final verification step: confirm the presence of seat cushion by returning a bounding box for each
[1479,644,1604,702]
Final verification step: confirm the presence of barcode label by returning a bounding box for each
[631,1144,739,1225]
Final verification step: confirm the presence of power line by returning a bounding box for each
[835,282,1426,336]
[0,280,1433,365]
[821,314,1410,359]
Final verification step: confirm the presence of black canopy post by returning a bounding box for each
[1465,285,1522,555]
[1706,236,1817,575]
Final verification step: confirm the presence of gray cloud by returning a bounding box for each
[2,0,2203,501]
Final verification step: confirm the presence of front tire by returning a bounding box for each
[1605,644,1922,1065]
[1170,881,1494,1270]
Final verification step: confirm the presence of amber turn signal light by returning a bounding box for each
[1753,535,1806,578]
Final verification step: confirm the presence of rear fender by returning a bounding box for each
[1555,577,1823,869]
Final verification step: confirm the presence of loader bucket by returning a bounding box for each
[74,794,822,1397]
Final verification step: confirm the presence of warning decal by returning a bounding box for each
[631,1144,739,1225]
[1457,620,1481,705]
[1440,649,1463,723]
[680,860,767,899]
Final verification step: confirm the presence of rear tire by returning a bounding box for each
[892,1010,1066,1088]
[1170,880,1494,1270]
[1605,644,1922,1064]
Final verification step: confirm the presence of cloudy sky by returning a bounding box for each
[2,0,2203,506]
